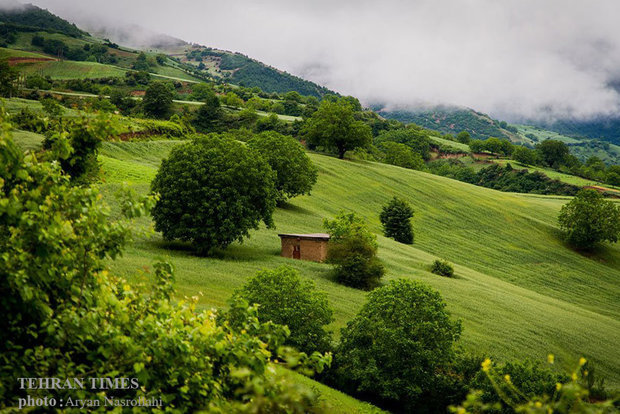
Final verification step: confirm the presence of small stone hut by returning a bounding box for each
[278,233,330,262]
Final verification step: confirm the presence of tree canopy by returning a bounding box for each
[142,81,174,119]
[558,189,620,249]
[303,99,372,159]
[150,133,277,255]
[248,131,318,202]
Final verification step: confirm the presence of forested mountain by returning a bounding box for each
[0,2,86,37]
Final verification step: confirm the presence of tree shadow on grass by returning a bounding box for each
[148,239,277,263]
[276,201,313,215]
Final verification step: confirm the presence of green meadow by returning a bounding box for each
[67,138,620,388]
[15,60,127,79]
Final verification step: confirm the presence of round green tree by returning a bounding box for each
[143,81,174,119]
[331,279,462,411]
[302,99,372,159]
[324,211,385,290]
[151,134,277,255]
[379,196,414,244]
[248,131,318,203]
[230,266,334,354]
[558,189,620,250]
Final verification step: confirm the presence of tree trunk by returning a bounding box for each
[337,146,346,159]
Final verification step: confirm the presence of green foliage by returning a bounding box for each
[255,113,286,134]
[40,97,64,118]
[429,161,579,196]
[143,81,174,119]
[192,89,223,132]
[452,358,616,414]
[431,259,455,277]
[536,139,570,168]
[248,131,318,202]
[332,279,463,412]
[512,145,538,165]
[324,211,385,289]
[0,4,87,37]
[0,125,329,412]
[43,115,115,182]
[222,91,244,108]
[9,107,47,133]
[375,127,432,160]
[24,74,51,90]
[229,267,334,354]
[303,99,373,159]
[379,196,414,244]
[457,131,472,144]
[558,189,620,250]
[150,133,277,255]
[377,141,426,170]
[190,82,216,101]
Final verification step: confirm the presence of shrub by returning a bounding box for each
[558,189,620,250]
[380,196,415,244]
[150,133,277,255]
[248,131,318,203]
[375,127,432,160]
[331,279,462,412]
[0,122,329,412]
[378,141,426,170]
[324,211,385,289]
[229,267,334,354]
[431,259,455,277]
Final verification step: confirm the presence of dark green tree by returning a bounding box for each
[193,88,222,132]
[512,145,538,165]
[457,131,471,144]
[331,279,462,412]
[558,189,620,250]
[142,81,174,119]
[151,134,277,255]
[379,197,414,244]
[324,212,385,289]
[0,58,18,97]
[303,99,372,159]
[230,266,334,354]
[536,140,570,168]
[248,131,318,203]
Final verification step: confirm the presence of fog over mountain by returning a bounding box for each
[11,0,620,122]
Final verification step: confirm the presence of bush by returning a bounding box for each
[378,141,426,170]
[375,127,432,160]
[380,196,415,244]
[558,189,620,250]
[0,123,329,412]
[331,279,462,412]
[324,212,385,289]
[150,133,277,255]
[229,267,334,354]
[512,145,538,166]
[431,259,454,277]
[248,131,318,203]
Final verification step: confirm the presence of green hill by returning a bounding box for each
[82,139,620,388]
[0,2,87,38]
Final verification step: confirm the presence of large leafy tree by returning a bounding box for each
[374,127,432,160]
[193,87,223,132]
[248,131,318,203]
[229,267,334,354]
[331,279,462,412]
[536,139,570,168]
[142,81,174,119]
[302,99,372,159]
[558,189,620,249]
[150,133,277,255]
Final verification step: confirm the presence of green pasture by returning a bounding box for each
[87,139,620,387]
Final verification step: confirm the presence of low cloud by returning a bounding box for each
[22,0,620,121]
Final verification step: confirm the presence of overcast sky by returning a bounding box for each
[12,0,620,121]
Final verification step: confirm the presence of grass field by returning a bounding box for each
[0,47,51,59]
[429,135,471,152]
[87,139,620,389]
[15,60,126,79]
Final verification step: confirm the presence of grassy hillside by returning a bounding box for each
[88,139,620,388]
[14,59,126,79]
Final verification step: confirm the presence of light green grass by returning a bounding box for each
[276,367,386,413]
[430,135,471,152]
[12,129,44,151]
[0,47,50,59]
[16,60,126,79]
[94,140,620,387]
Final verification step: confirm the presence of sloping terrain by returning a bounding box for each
[85,139,620,387]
